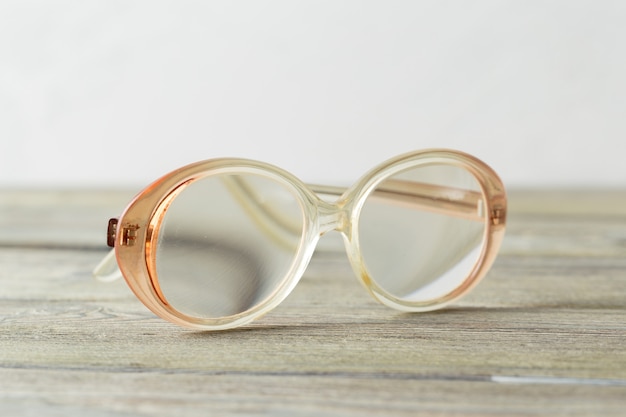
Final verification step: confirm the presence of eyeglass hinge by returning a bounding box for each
[491,207,505,226]
[106,218,140,248]
[106,218,118,247]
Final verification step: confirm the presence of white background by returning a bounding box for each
[1,1,625,188]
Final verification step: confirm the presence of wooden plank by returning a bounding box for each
[2,368,625,417]
[0,189,625,415]
[0,189,133,247]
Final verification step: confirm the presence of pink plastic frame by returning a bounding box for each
[94,149,507,330]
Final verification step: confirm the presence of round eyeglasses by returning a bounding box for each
[94,149,507,330]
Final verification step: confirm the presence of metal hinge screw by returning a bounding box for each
[491,208,505,226]
[106,218,140,247]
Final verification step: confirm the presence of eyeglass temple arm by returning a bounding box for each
[93,179,486,282]
[93,248,123,282]
[310,180,485,222]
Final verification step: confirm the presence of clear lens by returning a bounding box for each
[154,173,305,319]
[358,163,486,304]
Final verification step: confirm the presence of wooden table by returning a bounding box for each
[1,189,625,416]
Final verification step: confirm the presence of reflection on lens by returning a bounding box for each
[155,173,305,319]
[358,163,486,303]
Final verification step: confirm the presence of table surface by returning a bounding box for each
[1,189,625,416]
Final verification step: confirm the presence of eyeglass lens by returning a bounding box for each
[358,163,486,303]
[154,173,306,319]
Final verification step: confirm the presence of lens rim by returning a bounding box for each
[341,149,507,312]
[113,159,320,330]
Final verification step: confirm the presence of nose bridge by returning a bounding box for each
[316,199,349,236]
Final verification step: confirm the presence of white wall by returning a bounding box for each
[1,1,625,188]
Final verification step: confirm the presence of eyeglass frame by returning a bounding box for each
[94,148,507,330]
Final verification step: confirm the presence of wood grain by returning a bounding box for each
[1,189,625,416]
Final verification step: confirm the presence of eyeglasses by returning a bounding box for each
[93,149,507,330]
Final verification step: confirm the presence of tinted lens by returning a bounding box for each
[154,173,305,319]
[358,163,486,303]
